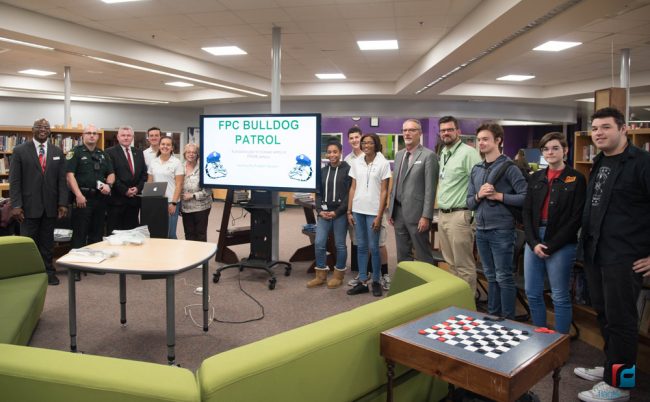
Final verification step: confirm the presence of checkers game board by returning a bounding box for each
[418,314,530,359]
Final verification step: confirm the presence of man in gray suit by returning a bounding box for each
[388,119,439,264]
[10,118,68,285]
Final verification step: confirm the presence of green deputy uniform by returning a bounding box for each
[66,145,114,249]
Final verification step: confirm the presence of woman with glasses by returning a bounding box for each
[147,136,183,239]
[181,143,212,242]
[522,132,586,333]
[347,133,391,297]
[307,140,351,289]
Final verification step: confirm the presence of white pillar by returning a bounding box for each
[271,26,281,261]
[64,66,71,128]
[620,48,630,122]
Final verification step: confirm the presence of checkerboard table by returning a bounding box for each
[380,306,569,402]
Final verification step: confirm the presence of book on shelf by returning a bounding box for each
[0,155,8,175]
[581,145,597,162]
[0,134,28,152]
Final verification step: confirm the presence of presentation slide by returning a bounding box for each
[200,114,321,192]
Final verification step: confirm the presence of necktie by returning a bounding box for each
[125,147,134,175]
[401,152,411,182]
[396,151,410,203]
[38,144,46,172]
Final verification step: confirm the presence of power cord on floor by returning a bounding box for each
[213,270,265,324]
[178,277,216,329]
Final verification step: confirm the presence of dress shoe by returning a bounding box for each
[47,273,60,286]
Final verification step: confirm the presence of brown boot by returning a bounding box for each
[307,267,329,288]
[327,268,346,289]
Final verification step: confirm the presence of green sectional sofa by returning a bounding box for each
[0,236,48,345]
[1,254,475,402]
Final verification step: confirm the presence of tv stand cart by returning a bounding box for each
[213,190,291,289]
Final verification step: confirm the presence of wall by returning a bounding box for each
[0,98,202,133]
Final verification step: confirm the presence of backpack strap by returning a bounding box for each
[488,160,514,185]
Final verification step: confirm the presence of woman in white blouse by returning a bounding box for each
[147,136,183,239]
[181,143,212,242]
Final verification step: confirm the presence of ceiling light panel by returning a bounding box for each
[496,75,535,81]
[357,40,398,50]
[19,69,57,76]
[201,46,247,56]
[315,73,346,79]
[165,81,194,87]
[533,41,582,51]
[102,0,146,3]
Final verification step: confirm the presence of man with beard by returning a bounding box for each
[436,116,481,293]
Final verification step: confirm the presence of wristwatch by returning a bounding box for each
[171,201,178,206]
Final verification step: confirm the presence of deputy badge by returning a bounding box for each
[564,176,576,183]
[205,151,227,179]
[66,150,74,160]
[289,154,312,181]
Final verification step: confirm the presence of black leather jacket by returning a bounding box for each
[522,164,586,255]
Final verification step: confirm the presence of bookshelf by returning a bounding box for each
[0,125,105,186]
[573,128,650,179]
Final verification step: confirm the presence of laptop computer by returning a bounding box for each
[141,182,168,197]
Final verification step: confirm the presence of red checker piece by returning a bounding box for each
[418,329,427,335]
[470,322,480,326]
[438,337,446,342]
[463,326,471,331]
[437,330,446,335]
[467,316,474,320]
[450,331,457,335]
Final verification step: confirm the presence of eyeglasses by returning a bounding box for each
[83,132,99,135]
[541,146,562,153]
[402,128,420,133]
[439,128,456,134]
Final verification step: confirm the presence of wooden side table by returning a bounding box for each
[380,306,569,402]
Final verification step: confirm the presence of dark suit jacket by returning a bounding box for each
[105,145,148,206]
[9,141,68,219]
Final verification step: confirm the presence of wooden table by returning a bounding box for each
[380,306,569,402]
[56,238,217,365]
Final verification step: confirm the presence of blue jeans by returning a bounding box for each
[168,202,181,239]
[524,226,576,334]
[353,212,380,283]
[476,229,516,319]
[315,213,348,270]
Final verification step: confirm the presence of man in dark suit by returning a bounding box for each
[105,125,147,234]
[388,118,439,265]
[9,118,68,285]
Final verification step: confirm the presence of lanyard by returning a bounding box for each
[324,164,339,202]
[442,140,462,167]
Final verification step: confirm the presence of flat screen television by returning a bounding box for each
[200,114,321,192]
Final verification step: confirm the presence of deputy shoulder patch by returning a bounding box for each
[66,150,74,160]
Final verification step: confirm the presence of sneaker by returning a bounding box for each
[347,282,369,295]
[380,274,391,291]
[575,366,605,382]
[371,281,383,297]
[578,381,629,402]
[347,274,360,287]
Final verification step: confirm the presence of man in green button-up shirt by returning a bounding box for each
[436,116,482,294]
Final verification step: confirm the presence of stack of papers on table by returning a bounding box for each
[62,248,117,263]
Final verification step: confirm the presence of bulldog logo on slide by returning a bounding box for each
[289,154,312,181]
[205,151,227,179]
